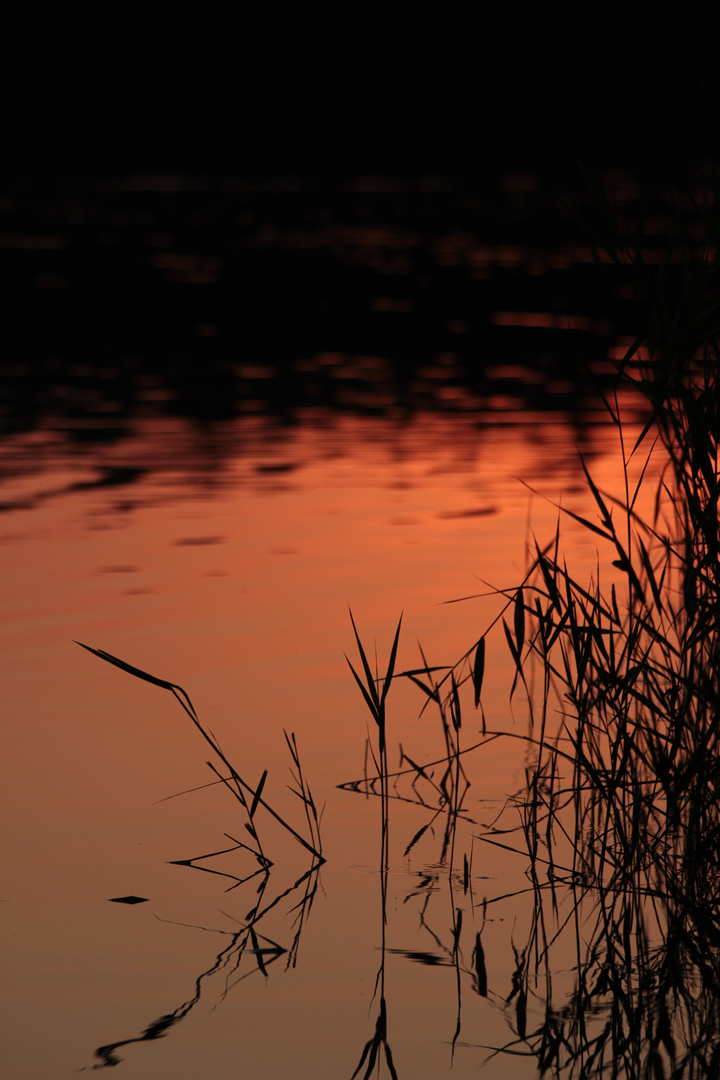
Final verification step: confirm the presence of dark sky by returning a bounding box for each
[3,4,719,177]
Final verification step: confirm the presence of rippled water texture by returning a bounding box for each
[0,171,693,1078]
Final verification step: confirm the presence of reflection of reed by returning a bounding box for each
[76,650,325,1071]
[475,871,720,1078]
[82,862,322,1071]
[347,618,495,1074]
[350,830,398,1080]
[347,612,401,1079]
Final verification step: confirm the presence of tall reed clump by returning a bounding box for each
[365,176,720,1076]
[337,176,720,1076]
[469,175,720,1076]
[521,180,720,904]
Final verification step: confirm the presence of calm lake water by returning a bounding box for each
[0,170,689,1078]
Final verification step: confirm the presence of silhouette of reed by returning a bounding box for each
[75,647,326,1070]
[444,177,720,1077]
[346,611,402,1077]
[342,172,720,1077]
[75,643,324,866]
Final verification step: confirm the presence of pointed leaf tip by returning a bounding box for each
[380,613,403,707]
[473,638,486,708]
[514,588,525,654]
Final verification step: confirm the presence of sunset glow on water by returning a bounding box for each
[2,168,698,1078]
[4,0,719,1059]
[1,396,656,1079]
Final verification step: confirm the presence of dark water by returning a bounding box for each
[2,170,667,445]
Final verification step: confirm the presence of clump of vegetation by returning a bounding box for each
[345,173,720,1077]
[452,177,719,1077]
[509,180,720,1078]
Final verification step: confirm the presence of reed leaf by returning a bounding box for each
[347,607,381,713]
[472,638,486,708]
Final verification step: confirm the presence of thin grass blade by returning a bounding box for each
[514,588,525,655]
[345,656,380,724]
[380,613,403,708]
[74,641,177,692]
[348,608,381,712]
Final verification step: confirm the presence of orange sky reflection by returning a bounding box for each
[1,403,665,1078]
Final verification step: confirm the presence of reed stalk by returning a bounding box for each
[75,643,324,864]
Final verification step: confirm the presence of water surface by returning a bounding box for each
[1,171,676,1078]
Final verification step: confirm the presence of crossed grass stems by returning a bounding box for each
[74,640,324,876]
[75,643,326,1070]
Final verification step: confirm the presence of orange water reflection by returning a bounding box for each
[1,396,661,1077]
